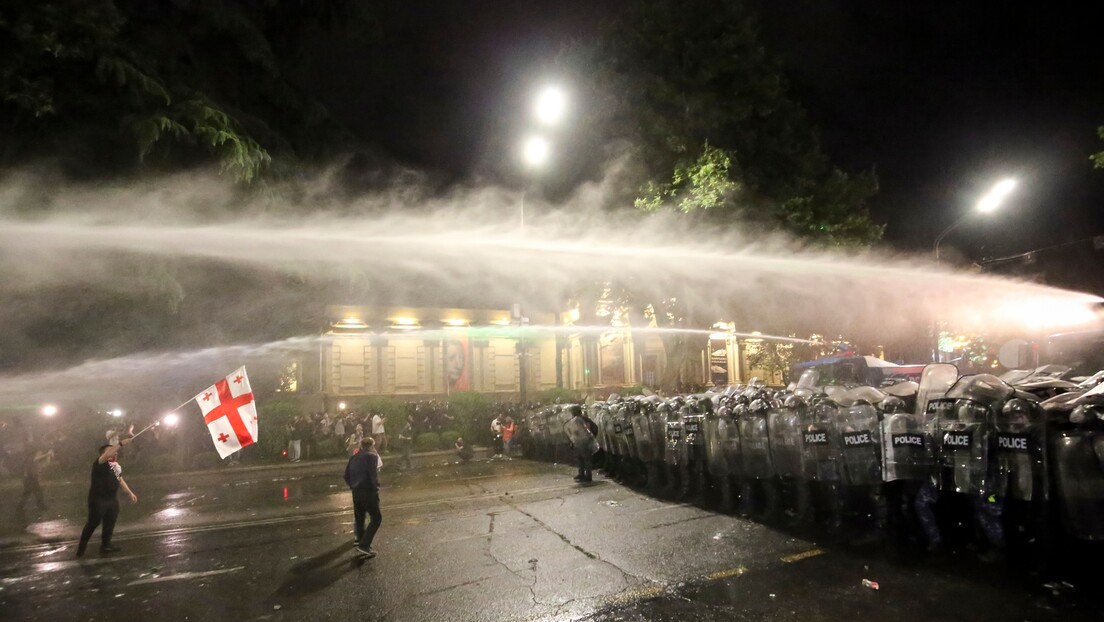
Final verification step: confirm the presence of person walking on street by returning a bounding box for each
[346,424,364,456]
[344,437,382,558]
[16,441,52,517]
[77,435,138,557]
[398,415,414,470]
[372,412,388,453]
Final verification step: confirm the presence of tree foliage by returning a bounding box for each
[1093,126,1104,169]
[595,0,883,246]
[0,0,373,182]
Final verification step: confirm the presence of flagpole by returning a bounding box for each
[130,396,197,440]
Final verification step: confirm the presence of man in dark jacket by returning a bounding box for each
[344,436,381,558]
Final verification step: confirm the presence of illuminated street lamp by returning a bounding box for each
[163,413,180,427]
[533,85,567,126]
[41,404,58,417]
[934,177,1018,260]
[522,135,550,168]
[110,409,124,418]
[519,134,551,232]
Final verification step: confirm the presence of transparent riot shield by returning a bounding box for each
[838,403,882,486]
[738,405,773,479]
[632,401,658,462]
[590,403,609,453]
[620,403,639,460]
[935,374,1013,494]
[881,410,933,482]
[915,363,960,417]
[1049,402,1104,540]
[767,403,802,478]
[990,398,1045,502]
[704,406,730,478]
[649,400,669,463]
[664,402,683,467]
[800,401,843,482]
[564,413,598,456]
[681,402,707,464]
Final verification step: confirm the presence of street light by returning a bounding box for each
[933,177,1018,260]
[533,85,567,126]
[41,404,58,417]
[519,135,551,232]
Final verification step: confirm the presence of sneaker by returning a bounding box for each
[356,546,377,558]
[100,545,121,554]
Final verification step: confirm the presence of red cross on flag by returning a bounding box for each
[194,366,258,459]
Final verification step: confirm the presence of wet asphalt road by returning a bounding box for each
[1,458,1100,622]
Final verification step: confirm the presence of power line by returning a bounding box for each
[979,234,1104,266]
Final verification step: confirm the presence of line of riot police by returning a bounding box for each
[521,363,1104,569]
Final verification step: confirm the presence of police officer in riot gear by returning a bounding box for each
[564,404,599,483]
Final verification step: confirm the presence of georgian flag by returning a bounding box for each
[195,366,258,459]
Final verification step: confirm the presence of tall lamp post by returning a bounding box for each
[933,178,1017,260]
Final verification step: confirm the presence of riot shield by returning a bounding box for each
[664,402,683,467]
[564,414,598,455]
[681,401,707,464]
[932,375,1008,494]
[620,402,639,460]
[767,403,802,478]
[837,403,882,486]
[589,403,609,453]
[632,400,657,462]
[648,399,669,462]
[704,406,730,478]
[990,398,1045,501]
[915,363,960,417]
[738,404,773,479]
[800,401,843,482]
[1049,403,1104,540]
[881,410,933,482]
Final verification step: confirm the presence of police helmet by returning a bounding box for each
[783,394,806,410]
[880,396,906,413]
[1001,397,1032,420]
[566,404,582,418]
[748,398,769,414]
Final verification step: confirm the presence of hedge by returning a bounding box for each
[415,432,440,452]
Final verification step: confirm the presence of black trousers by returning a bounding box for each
[576,449,593,480]
[352,489,382,548]
[79,497,120,551]
[17,474,46,512]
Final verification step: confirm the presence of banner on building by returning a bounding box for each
[445,334,470,391]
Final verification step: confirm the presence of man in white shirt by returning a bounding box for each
[371,413,387,453]
[490,416,503,456]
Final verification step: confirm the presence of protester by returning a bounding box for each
[287,418,302,462]
[346,424,364,456]
[490,415,503,456]
[372,412,388,453]
[398,415,414,470]
[344,437,382,558]
[501,417,517,457]
[77,435,138,557]
[16,439,51,517]
[455,437,475,463]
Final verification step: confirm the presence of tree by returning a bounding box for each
[594,0,883,245]
[0,0,374,182]
[1093,126,1104,169]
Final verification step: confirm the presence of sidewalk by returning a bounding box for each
[0,446,493,493]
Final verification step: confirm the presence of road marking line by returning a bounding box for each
[605,585,666,606]
[780,548,824,563]
[704,566,748,580]
[126,566,244,586]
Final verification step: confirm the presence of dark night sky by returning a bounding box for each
[305,1,1104,265]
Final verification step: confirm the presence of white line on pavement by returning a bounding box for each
[126,566,244,586]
